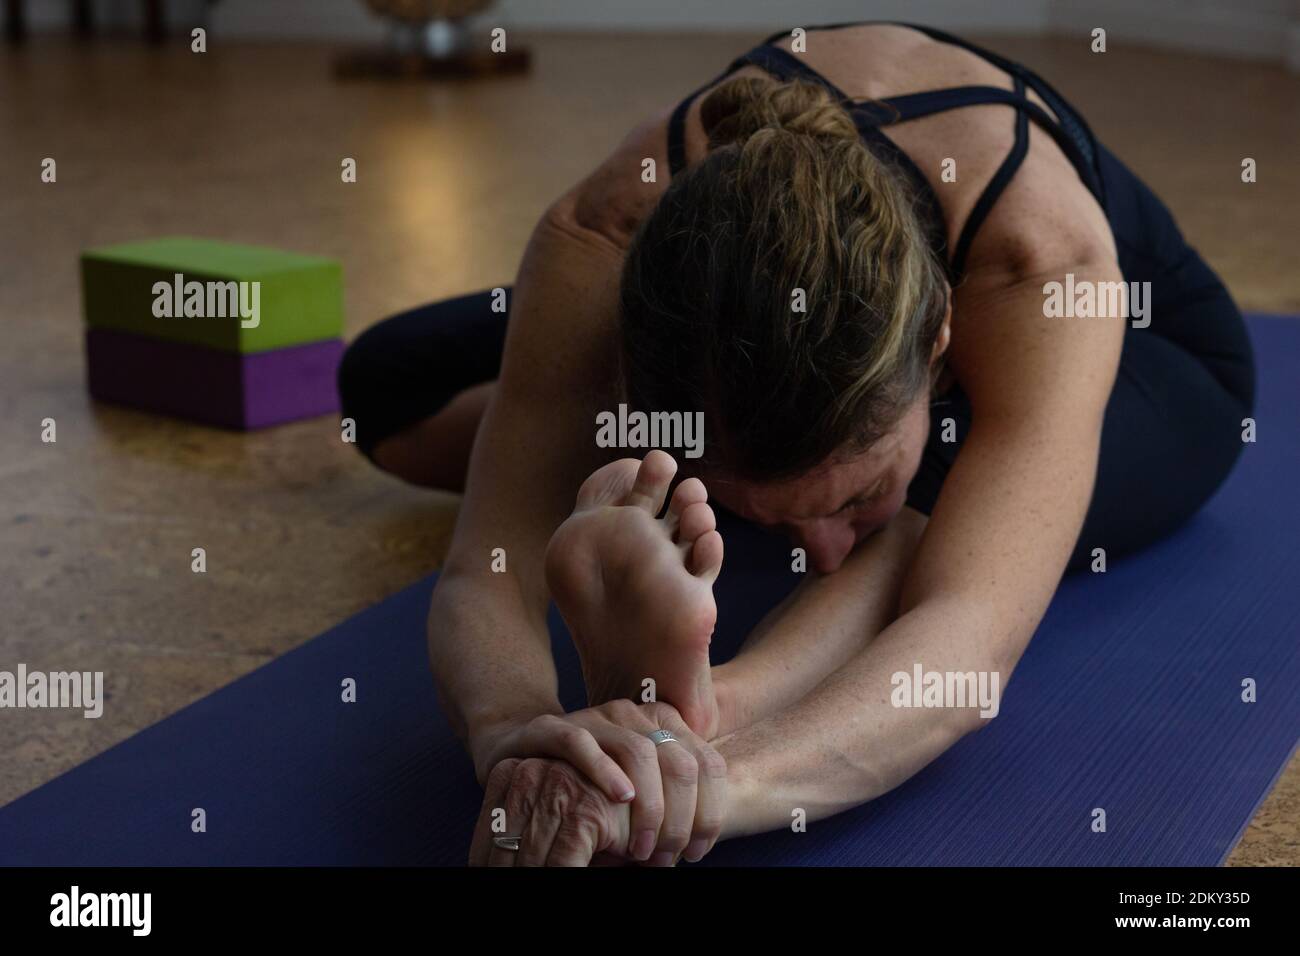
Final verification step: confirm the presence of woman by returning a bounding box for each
[339,22,1254,866]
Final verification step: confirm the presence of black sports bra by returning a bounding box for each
[666,21,1106,282]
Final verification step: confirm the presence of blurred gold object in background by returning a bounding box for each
[339,0,529,78]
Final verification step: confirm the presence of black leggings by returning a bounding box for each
[339,145,1254,573]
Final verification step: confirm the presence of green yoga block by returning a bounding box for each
[81,237,343,353]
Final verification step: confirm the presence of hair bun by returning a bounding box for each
[700,74,860,151]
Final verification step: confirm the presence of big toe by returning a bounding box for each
[622,450,678,514]
[575,458,644,509]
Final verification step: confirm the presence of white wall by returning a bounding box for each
[23,0,209,30]
[19,0,1300,67]
[199,0,1048,40]
[489,0,1049,32]
[1049,0,1299,61]
[1290,4,1300,70]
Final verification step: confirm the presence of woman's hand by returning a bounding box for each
[470,700,728,865]
[469,757,631,866]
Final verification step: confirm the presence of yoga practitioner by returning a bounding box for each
[340,22,1254,866]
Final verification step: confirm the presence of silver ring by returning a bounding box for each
[492,835,521,852]
[647,730,678,746]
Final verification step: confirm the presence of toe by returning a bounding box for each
[676,500,717,544]
[623,450,678,514]
[690,530,724,581]
[666,477,708,524]
[575,458,643,509]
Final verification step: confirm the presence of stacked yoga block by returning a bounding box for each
[82,237,345,429]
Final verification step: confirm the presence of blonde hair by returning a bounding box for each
[620,74,950,480]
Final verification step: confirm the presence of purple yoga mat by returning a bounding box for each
[86,328,343,430]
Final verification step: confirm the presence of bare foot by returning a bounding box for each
[545,450,725,738]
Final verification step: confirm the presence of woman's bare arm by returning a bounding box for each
[710,508,927,735]
[427,118,669,778]
[712,247,1126,834]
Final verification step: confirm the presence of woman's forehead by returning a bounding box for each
[708,449,892,522]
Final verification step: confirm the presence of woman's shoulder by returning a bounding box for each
[563,112,675,251]
[767,23,1010,103]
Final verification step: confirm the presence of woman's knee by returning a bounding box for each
[337,321,389,416]
[337,321,405,459]
[1067,338,1251,572]
[338,291,511,464]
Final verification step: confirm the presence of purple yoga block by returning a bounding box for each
[86,329,344,430]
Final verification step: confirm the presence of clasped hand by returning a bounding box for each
[469,700,726,866]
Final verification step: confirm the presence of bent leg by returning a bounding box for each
[1074,146,1255,569]
[371,382,495,491]
[905,312,1252,574]
[1068,307,1252,571]
[337,288,511,490]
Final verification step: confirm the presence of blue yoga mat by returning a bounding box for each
[2,316,1297,867]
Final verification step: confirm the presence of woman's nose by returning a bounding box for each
[794,522,858,575]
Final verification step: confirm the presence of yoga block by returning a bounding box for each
[86,328,344,430]
[81,236,343,353]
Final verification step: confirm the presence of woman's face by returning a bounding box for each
[706,392,932,575]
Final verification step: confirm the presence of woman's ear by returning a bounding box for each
[930,293,953,363]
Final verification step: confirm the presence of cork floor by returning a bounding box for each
[1,31,1296,864]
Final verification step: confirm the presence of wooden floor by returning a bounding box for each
[1,31,1297,865]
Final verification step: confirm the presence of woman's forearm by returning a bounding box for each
[715,595,1005,839]
[427,186,633,775]
[710,508,926,737]
[428,569,563,755]
[711,389,1103,841]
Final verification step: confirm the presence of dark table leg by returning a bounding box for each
[5,0,26,44]
[73,0,93,37]
[142,0,164,44]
